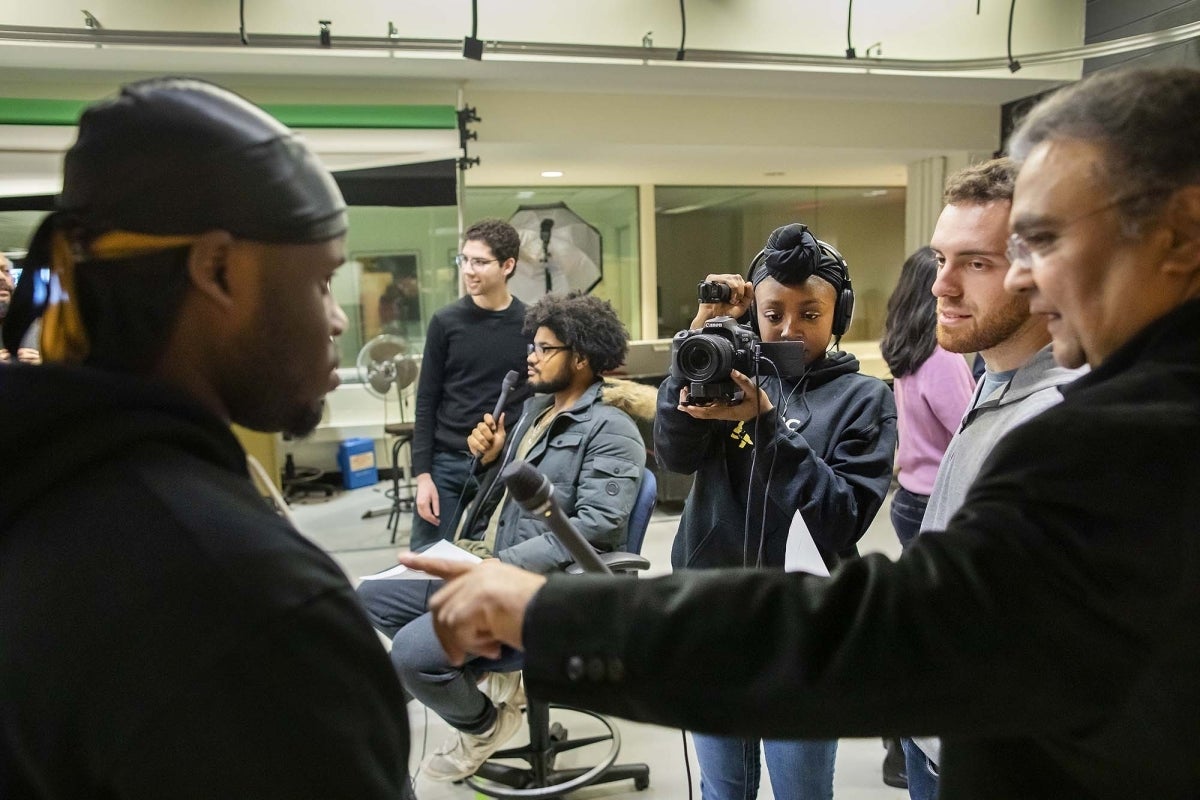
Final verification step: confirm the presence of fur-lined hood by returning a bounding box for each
[601,377,658,422]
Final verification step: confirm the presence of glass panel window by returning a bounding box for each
[654,186,906,342]
[464,187,641,339]
[337,205,459,372]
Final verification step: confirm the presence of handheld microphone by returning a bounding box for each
[449,369,521,535]
[489,369,520,428]
[502,460,612,575]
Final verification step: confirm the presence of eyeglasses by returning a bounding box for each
[1006,189,1167,267]
[455,254,500,271]
[527,342,571,358]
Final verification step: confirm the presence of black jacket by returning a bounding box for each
[0,365,409,799]
[523,298,1200,798]
[655,350,897,570]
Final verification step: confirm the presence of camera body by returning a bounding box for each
[671,316,758,405]
[697,280,732,304]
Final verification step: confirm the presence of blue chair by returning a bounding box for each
[466,467,656,797]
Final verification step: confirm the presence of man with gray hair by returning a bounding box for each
[404,65,1200,799]
[903,157,1086,798]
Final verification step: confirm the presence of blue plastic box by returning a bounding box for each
[337,437,378,489]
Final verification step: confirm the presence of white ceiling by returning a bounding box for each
[0,39,1071,193]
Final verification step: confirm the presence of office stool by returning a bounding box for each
[280,434,339,501]
[464,468,657,797]
[362,421,416,542]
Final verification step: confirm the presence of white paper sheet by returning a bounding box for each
[358,539,482,581]
[783,510,829,577]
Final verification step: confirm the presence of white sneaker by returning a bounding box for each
[479,670,526,709]
[423,702,524,782]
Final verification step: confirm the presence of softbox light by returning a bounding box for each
[508,202,603,303]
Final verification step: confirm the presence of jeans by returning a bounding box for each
[356,572,497,735]
[889,487,930,550]
[692,733,836,800]
[901,737,939,800]
[410,449,478,551]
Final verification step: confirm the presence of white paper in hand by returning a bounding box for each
[358,539,483,582]
[783,510,829,577]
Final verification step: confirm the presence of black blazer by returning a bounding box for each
[522,299,1200,799]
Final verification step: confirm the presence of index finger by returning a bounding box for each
[397,554,478,581]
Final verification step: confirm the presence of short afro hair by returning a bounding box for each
[524,291,628,375]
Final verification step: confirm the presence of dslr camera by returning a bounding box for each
[671,316,758,405]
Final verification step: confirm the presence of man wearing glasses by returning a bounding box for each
[905,158,1087,798]
[404,66,1200,798]
[359,291,646,784]
[410,218,532,549]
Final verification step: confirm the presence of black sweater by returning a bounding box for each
[411,295,531,475]
[0,365,410,799]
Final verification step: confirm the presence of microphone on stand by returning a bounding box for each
[539,218,555,293]
[448,369,520,534]
[502,460,612,575]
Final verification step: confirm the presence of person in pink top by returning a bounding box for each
[881,246,976,549]
[876,245,976,789]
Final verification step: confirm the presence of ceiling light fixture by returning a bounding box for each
[540,170,564,178]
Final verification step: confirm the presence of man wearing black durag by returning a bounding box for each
[652,223,896,800]
[0,78,411,799]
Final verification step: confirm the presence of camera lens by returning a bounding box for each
[677,336,734,383]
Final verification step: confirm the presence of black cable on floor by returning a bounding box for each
[682,729,695,799]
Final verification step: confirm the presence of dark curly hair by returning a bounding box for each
[524,291,628,375]
[463,217,521,267]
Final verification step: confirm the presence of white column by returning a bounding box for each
[905,156,947,255]
[638,183,657,341]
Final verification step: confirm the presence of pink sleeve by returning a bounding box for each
[921,348,976,435]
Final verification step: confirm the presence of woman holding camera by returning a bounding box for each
[654,223,897,800]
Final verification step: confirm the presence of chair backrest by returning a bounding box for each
[625,468,657,556]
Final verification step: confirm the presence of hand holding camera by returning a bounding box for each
[691,273,753,330]
[676,370,774,421]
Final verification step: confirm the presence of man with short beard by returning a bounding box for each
[0,79,411,799]
[901,158,1087,799]
[358,291,647,784]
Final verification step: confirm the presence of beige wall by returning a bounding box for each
[815,199,908,341]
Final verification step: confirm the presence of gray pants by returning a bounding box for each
[357,577,498,735]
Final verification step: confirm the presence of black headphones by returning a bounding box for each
[744,240,855,338]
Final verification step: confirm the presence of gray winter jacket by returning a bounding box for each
[458,379,647,573]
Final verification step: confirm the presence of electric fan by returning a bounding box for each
[356,334,419,421]
[356,334,421,537]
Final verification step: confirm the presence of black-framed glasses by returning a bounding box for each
[528,342,571,358]
[455,254,500,271]
[1007,189,1169,266]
